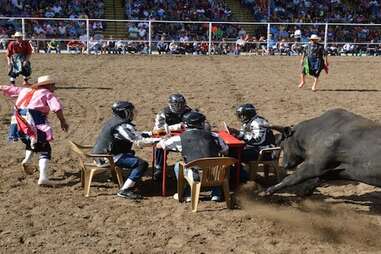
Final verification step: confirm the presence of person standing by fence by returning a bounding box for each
[298,34,329,91]
[6,32,33,86]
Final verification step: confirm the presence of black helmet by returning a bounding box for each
[182,112,206,129]
[168,93,186,113]
[236,103,257,123]
[112,101,135,121]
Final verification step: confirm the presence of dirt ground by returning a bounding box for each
[1,55,381,254]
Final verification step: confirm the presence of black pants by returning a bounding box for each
[22,138,51,160]
[154,148,167,171]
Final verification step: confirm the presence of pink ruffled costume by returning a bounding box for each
[2,85,63,141]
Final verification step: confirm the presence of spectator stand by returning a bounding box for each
[1,17,381,56]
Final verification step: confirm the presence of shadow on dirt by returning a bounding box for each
[318,88,381,92]
[56,86,112,90]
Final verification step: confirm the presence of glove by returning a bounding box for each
[228,127,240,136]
[168,123,183,131]
[152,129,166,136]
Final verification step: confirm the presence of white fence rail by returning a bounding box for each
[1,17,381,55]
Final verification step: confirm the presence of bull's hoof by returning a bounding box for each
[264,187,275,196]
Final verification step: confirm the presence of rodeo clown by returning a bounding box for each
[0,75,69,185]
[298,34,329,91]
[92,101,160,200]
[6,32,33,85]
[152,93,192,181]
[228,103,275,162]
[157,111,228,202]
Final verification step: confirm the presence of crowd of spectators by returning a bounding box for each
[241,0,381,44]
[241,0,381,23]
[1,0,381,56]
[0,0,105,42]
[125,0,237,44]
[126,0,232,21]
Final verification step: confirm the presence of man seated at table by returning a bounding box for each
[152,93,192,181]
[156,112,228,202]
[227,103,275,163]
[92,101,160,199]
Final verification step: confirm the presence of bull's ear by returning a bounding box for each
[283,126,294,137]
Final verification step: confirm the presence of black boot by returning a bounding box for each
[117,188,142,199]
[153,167,162,182]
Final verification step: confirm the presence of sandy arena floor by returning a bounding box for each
[1,55,381,253]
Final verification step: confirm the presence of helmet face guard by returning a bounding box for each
[112,101,135,121]
[182,112,206,129]
[169,101,185,114]
[168,94,186,114]
[236,104,257,124]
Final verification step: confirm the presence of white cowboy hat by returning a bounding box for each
[309,34,320,41]
[12,31,23,38]
[32,75,56,88]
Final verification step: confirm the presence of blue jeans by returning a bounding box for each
[173,162,222,198]
[115,153,148,182]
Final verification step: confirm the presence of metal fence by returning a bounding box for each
[1,17,381,55]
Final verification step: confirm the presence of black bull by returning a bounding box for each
[266,108,381,195]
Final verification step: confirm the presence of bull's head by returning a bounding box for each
[271,125,304,169]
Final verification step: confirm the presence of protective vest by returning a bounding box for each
[243,116,275,148]
[180,129,219,163]
[92,115,132,155]
[163,106,192,126]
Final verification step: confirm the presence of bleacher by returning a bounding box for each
[1,0,381,56]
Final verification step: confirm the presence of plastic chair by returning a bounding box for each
[68,141,124,197]
[177,157,238,212]
[249,147,283,182]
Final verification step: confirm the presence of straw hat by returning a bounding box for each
[309,34,320,41]
[12,31,23,38]
[32,75,55,88]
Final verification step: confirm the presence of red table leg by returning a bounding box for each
[162,149,167,196]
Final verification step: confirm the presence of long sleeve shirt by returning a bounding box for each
[2,85,62,114]
[158,131,229,155]
[239,116,272,147]
[111,123,160,161]
[7,40,33,58]
[115,123,159,148]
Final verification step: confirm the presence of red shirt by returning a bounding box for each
[67,40,85,48]
[6,40,33,57]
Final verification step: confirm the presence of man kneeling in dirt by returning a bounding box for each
[156,112,228,202]
[92,101,160,199]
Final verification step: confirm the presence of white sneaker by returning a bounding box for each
[173,193,191,202]
[211,195,222,202]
